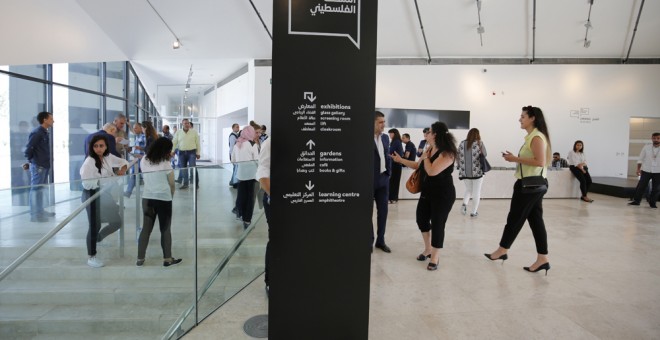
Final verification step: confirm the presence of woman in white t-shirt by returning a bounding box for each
[136,137,181,267]
[567,140,593,203]
[80,134,129,268]
[231,126,260,229]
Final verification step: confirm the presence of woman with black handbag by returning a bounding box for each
[392,121,457,271]
[485,106,552,275]
[457,128,487,217]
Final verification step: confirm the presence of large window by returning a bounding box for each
[106,62,125,98]
[53,86,103,186]
[0,61,158,196]
[0,73,47,202]
[53,63,102,92]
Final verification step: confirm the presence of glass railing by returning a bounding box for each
[0,161,266,339]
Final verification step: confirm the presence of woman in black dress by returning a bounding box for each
[392,122,457,270]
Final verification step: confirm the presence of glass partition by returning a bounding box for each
[0,162,266,339]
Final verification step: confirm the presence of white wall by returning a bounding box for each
[252,64,272,135]
[252,64,660,178]
[376,64,660,177]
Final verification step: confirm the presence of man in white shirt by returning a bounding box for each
[229,123,240,188]
[373,111,391,253]
[256,138,271,296]
[629,132,660,208]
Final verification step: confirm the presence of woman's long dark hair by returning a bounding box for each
[573,140,584,153]
[522,106,552,162]
[88,135,109,174]
[146,137,174,165]
[142,121,159,142]
[388,128,401,141]
[466,128,481,148]
[431,121,457,158]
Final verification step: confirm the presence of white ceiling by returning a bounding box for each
[1,0,659,96]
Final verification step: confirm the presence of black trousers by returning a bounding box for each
[82,189,121,256]
[236,179,256,223]
[632,171,659,206]
[499,180,549,255]
[569,165,592,197]
[389,165,402,201]
[138,199,173,259]
[263,193,271,285]
[416,185,455,249]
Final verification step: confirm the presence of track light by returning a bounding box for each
[582,0,594,48]
[475,0,485,46]
[147,0,183,50]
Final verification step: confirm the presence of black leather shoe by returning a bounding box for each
[628,201,640,206]
[375,244,391,253]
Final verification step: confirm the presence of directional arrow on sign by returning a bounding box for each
[305,181,314,191]
[306,139,315,150]
[304,92,316,103]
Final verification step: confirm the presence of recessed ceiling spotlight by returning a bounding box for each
[173,40,181,49]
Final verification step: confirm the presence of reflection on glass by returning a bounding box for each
[8,64,47,79]
[53,63,102,92]
[106,62,125,97]
[53,86,102,188]
[1,75,47,206]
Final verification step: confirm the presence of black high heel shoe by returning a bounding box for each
[484,253,508,264]
[523,263,551,275]
[427,260,439,271]
[416,253,431,261]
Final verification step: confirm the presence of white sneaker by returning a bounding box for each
[461,204,467,215]
[87,256,104,268]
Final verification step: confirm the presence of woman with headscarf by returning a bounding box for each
[231,126,260,229]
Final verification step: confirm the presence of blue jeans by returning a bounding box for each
[29,164,49,218]
[125,160,142,196]
[178,150,198,186]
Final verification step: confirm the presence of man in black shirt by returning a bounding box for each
[24,111,54,222]
[402,133,416,163]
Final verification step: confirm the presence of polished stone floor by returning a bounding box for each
[185,193,660,339]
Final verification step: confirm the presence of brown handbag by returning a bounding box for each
[406,168,422,194]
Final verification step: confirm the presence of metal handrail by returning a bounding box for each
[162,214,263,340]
[0,185,112,281]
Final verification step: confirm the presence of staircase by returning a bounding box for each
[0,167,267,339]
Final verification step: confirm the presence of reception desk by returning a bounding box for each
[398,168,581,199]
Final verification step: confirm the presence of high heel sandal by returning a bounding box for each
[416,253,431,261]
[427,260,439,271]
[523,263,551,275]
[484,253,508,264]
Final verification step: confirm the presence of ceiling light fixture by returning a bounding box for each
[475,0,485,47]
[583,0,594,48]
[146,0,183,50]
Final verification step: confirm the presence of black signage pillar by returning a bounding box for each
[270,0,377,338]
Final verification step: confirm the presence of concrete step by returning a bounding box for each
[0,304,181,338]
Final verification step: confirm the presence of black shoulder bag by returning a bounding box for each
[520,165,547,194]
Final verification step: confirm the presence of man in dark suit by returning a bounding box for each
[373,111,392,253]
